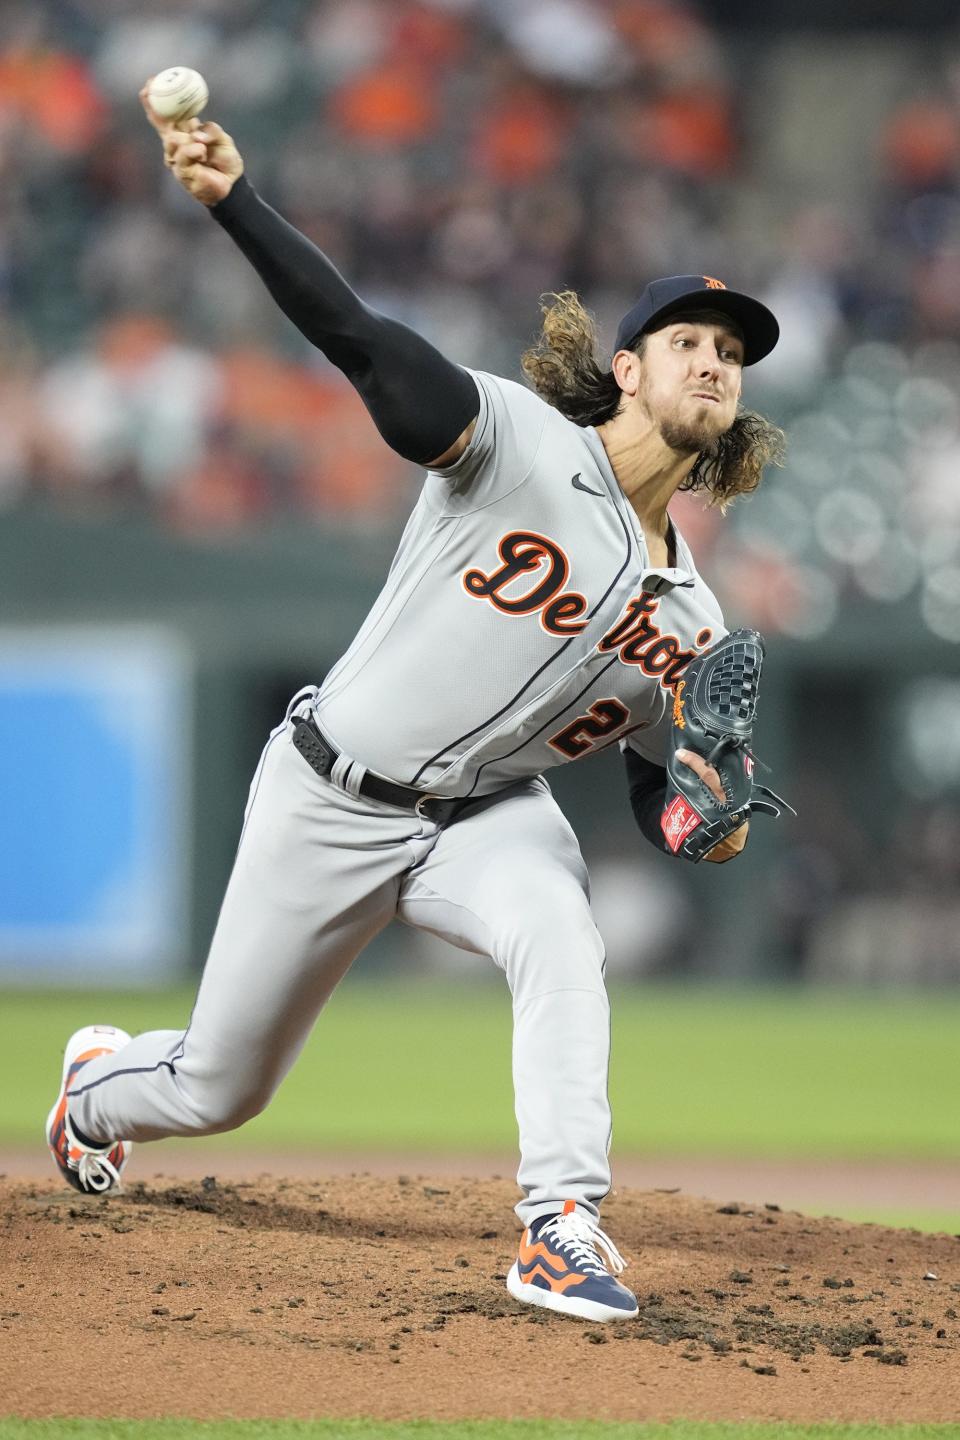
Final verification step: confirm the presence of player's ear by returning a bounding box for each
[611,347,641,396]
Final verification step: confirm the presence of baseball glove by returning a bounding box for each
[661,627,794,863]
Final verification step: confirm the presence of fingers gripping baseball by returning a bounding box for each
[141,81,242,206]
[166,120,243,205]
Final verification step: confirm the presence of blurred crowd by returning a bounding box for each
[2,0,960,562]
[4,1,960,981]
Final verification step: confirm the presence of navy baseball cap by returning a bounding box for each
[614,274,779,366]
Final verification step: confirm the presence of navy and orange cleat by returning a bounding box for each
[506,1199,639,1323]
[45,1025,133,1194]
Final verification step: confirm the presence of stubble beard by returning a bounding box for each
[658,395,733,457]
[639,379,726,458]
[658,413,717,456]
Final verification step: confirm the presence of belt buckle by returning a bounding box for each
[414,793,438,819]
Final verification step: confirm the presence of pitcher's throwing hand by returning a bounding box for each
[140,79,242,207]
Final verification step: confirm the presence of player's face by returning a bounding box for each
[636,320,743,453]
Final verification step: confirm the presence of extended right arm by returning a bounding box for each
[141,89,479,468]
[209,177,479,465]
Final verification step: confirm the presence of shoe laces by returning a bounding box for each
[75,1149,122,1192]
[63,1110,122,1192]
[537,1208,627,1277]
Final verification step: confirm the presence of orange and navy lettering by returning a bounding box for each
[462,530,588,636]
[548,698,630,759]
[462,532,713,689]
[598,595,711,691]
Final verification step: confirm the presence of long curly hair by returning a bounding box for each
[521,290,786,509]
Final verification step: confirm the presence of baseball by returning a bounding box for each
[147,67,209,123]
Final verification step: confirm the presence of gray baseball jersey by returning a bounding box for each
[316,369,727,795]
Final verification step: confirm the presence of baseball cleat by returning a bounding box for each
[506,1199,639,1323]
[45,1025,133,1194]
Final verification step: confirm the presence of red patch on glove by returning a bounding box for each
[661,795,702,853]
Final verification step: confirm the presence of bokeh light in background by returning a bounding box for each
[2,0,960,984]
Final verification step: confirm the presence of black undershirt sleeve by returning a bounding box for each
[623,747,671,855]
[209,174,480,466]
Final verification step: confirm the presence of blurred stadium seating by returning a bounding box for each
[3,0,960,982]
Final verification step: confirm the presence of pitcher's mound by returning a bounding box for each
[3,1174,960,1423]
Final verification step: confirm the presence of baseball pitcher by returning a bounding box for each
[45,86,790,1325]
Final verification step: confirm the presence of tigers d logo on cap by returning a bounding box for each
[613,274,779,365]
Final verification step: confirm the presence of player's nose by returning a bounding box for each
[694,345,722,380]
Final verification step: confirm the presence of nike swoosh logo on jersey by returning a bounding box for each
[571,472,605,497]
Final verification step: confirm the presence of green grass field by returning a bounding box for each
[5,979,960,1157]
[3,1424,960,1440]
[4,979,959,1233]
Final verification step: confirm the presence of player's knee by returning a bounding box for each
[493,878,604,981]
[185,1078,274,1135]
[492,868,590,927]
[531,879,596,943]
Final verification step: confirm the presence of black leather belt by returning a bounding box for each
[291,712,469,825]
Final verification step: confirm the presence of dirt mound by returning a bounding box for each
[2,1173,960,1423]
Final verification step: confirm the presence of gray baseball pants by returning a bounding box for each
[68,694,613,1225]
